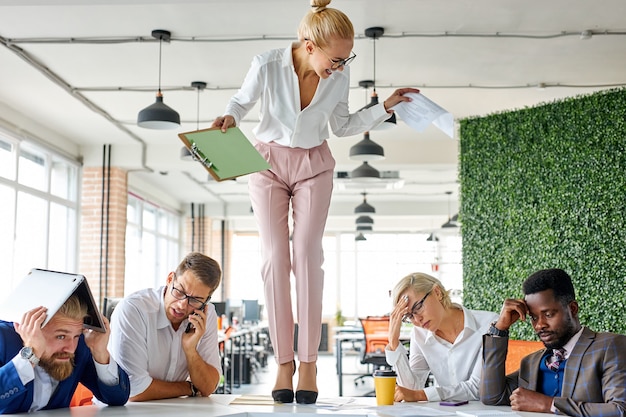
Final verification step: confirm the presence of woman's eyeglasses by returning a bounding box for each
[401,290,432,323]
[317,45,356,69]
[305,39,356,70]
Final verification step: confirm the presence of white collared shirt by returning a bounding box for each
[108,287,221,397]
[560,326,583,360]
[386,307,499,402]
[11,350,119,412]
[224,44,390,149]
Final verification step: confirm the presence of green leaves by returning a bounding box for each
[460,88,626,339]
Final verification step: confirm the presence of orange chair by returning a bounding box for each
[70,383,93,407]
[354,316,391,395]
[505,339,544,374]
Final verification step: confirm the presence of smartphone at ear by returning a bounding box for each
[185,306,206,333]
[185,322,194,333]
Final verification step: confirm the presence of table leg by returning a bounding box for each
[336,336,343,396]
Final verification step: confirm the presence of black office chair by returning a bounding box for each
[354,316,392,396]
[102,297,122,321]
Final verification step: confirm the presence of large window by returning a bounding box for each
[124,192,182,295]
[228,231,462,322]
[0,132,79,288]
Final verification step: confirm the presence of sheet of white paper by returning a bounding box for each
[372,403,455,416]
[456,410,521,417]
[392,92,455,138]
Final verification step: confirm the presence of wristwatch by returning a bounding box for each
[20,346,40,366]
[188,381,199,397]
[488,321,509,337]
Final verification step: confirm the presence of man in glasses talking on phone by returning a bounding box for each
[109,252,222,401]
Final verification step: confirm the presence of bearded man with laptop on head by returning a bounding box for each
[0,269,130,414]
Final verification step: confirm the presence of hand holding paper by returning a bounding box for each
[392,92,455,138]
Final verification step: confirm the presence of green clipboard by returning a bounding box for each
[178,127,271,181]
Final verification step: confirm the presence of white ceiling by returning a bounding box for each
[1,0,625,233]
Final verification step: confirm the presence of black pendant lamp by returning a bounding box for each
[426,233,439,242]
[138,29,180,129]
[356,224,373,231]
[181,81,207,160]
[354,192,375,214]
[350,131,384,161]
[358,81,396,130]
[351,80,385,161]
[351,161,380,181]
[441,191,459,228]
[355,232,367,241]
[364,27,396,130]
[356,215,374,226]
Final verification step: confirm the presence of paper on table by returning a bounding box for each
[392,92,454,139]
[456,410,521,417]
[314,397,356,408]
[229,395,360,409]
[229,394,276,405]
[373,403,455,416]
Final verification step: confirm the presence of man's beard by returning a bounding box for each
[538,314,578,350]
[39,353,75,381]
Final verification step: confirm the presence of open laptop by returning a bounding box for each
[0,268,106,332]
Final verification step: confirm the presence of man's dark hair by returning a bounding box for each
[523,268,576,306]
[175,252,222,295]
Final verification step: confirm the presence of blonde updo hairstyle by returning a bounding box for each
[391,272,457,311]
[298,0,355,49]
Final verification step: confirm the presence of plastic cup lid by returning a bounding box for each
[373,369,397,377]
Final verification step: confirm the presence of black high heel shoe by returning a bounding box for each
[295,389,318,404]
[271,360,296,403]
[295,364,318,404]
[272,388,294,404]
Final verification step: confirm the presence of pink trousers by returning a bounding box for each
[248,140,335,365]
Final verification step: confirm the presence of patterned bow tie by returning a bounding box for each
[546,348,566,372]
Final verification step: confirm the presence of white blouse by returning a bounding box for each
[224,44,390,149]
[385,307,499,402]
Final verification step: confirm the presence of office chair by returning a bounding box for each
[102,297,122,321]
[354,315,392,396]
[217,326,235,394]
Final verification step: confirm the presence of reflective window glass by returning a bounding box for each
[50,158,77,201]
[48,202,76,272]
[18,142,47,191]
[0,137,16,180]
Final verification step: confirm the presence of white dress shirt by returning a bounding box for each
[386,307,499,402]
[11,352,119,412]
[108,287,221,397]
[224,44,391,149]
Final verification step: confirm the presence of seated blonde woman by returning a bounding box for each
[386,273,498,402]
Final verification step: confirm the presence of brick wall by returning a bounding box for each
[79,166,128,308]
[183,215,232,302]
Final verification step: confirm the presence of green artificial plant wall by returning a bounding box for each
[459,88,626,340]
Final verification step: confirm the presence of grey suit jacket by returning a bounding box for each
[480,327,626,417]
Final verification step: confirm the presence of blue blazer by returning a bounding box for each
[0,320,130,414]
[480,327,626,417]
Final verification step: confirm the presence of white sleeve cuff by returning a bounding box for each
[424,385,441,401]
[385,342,408,365]
[11,355,35,386]
[94,357,120,386]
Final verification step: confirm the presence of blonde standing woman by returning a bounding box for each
[212,0,419,404]
[387,273,498,402]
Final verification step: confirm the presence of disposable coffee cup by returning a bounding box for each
[373,369,396,405]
